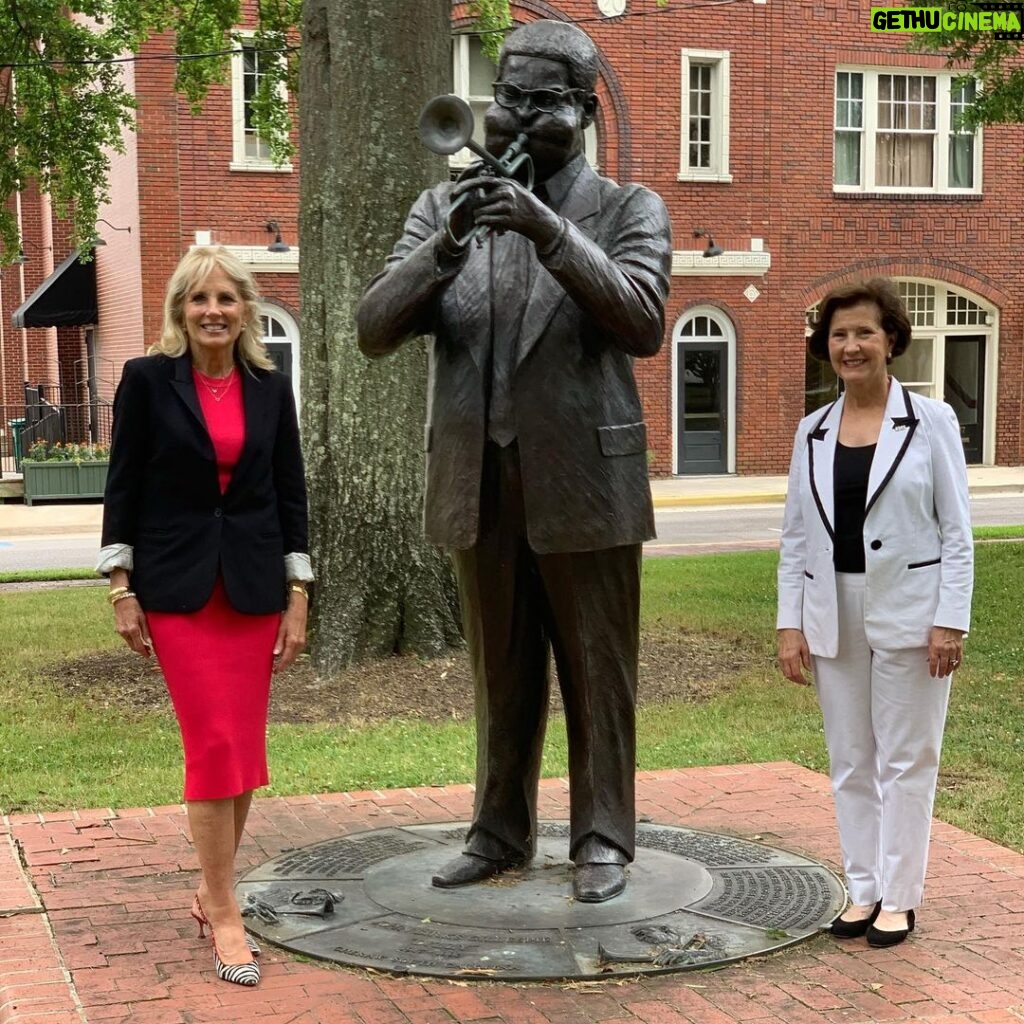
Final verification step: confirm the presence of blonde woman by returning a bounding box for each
[98,247,312,985]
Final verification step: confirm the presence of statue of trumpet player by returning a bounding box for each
[356,19,672,904]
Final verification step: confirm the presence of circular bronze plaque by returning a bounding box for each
[236,820,844,980]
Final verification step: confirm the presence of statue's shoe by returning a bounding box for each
[573,863,626,903]
[431,852,525,888]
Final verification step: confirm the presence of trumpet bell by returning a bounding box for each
[418,94,475,156]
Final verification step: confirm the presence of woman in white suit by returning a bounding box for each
[777,278,973,948]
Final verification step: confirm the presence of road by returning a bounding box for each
[1,494,1022,571]
[645,492,1024,556]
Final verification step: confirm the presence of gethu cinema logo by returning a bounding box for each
[871,6,1023,31]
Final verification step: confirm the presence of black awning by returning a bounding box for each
[12,248,98,328]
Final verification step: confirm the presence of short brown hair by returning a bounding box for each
[807,278,912,363]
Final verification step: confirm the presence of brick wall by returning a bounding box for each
[7,0,1023,473]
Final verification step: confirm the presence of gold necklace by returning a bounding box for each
[196,368,236,403]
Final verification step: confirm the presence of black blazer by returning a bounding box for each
[101,353,308,614]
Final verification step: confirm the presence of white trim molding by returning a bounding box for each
[191,244,299,273]
[671,249,771,276]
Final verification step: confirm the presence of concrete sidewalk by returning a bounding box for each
[4,765,1024,1024]
[2,465,1022,538]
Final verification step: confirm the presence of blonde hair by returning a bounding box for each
[149,246,275,371]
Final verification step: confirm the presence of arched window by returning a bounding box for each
[672,306,736,474]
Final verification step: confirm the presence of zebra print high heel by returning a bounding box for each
[191,895,261,956]
[213,939,261,987]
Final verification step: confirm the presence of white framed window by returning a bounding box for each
[231,35,292,172]
[834,69,980,193]
[678,50,731,183]
[451,34,598,171]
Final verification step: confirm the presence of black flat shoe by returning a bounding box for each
[829,900,882,938]
[867,908,915,948]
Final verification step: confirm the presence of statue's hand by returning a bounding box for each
[453,176,562,249]
[444,164,490,249]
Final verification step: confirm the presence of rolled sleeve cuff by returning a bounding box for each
[96,543,134,575]
[285,552,314,582]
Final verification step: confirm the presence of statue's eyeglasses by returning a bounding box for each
[492,82,584,113]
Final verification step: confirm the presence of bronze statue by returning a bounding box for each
[356,20,672,903]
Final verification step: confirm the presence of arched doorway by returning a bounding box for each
[259,304,300,408]
[672,306,736,474]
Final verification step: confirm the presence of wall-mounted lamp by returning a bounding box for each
[693,229,724,258]
[96,218,131,234]
[265,220,291,253]
[13,239,50,264]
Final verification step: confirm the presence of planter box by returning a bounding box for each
[22,461,109,506]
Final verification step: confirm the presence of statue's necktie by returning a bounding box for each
[487,184,551,447]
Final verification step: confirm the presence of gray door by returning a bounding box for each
[264,341,293,377]
[676,341,728,474]
[944,335,984,464]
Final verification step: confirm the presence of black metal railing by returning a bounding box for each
[1,382,112,475]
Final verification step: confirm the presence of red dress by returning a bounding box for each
[147,368,280,801]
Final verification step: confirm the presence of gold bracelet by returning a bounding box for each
[110,591,137,605]
[108,586,131,605]
[288,584,308,599]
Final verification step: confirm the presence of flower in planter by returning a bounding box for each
[22,439,110,464]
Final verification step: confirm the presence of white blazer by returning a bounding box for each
[777,379,973,658]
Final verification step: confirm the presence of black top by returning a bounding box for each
[833,442,876,573]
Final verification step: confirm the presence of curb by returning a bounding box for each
[652,493,785,508]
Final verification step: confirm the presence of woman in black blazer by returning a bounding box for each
[98,247,312,987]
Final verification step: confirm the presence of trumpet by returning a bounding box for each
[417,94,535,248]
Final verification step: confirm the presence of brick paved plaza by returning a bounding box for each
[3,764,1024,1024]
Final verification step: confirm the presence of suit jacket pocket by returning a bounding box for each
[598,421,647,457]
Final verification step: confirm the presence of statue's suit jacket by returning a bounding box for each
[357,159,673,553]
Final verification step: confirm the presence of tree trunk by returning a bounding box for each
[299,0,462,670]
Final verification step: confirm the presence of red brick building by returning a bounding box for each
[4,0,1023,478]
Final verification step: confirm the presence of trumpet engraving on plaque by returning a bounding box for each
[236,821,845,981]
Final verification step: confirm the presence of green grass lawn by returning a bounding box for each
[2,544,1023,853]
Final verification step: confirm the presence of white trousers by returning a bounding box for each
[812,572,951,912]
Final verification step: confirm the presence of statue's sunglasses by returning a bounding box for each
[491,82,585,113]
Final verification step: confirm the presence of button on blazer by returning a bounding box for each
[101,353,308,614]
[777,379,973,657]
